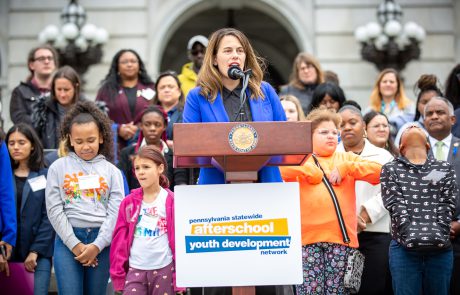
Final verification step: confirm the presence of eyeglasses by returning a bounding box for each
[315,128,340,137]
[34,56,54,63]
[191,49,205,56]
[369,123,389,129]
[119,59,139,65]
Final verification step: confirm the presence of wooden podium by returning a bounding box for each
[173,121,312,294]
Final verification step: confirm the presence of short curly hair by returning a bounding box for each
[60,100,114,162]
[306,107,342,131]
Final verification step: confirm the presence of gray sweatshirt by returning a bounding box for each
[46,152,124,252]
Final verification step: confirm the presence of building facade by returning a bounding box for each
[1,0,459,129]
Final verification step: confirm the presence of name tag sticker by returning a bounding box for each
[141,88,155,100]
[28,175,47,192]
[78,175,100,190]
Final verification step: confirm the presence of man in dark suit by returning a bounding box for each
[424,97,460,294]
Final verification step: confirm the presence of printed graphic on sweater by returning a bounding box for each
[381,156,457,249]
[134,206,168,238]
[62,172,109,204]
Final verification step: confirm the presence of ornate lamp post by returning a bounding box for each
[37,0,109,77]
[354,0,425,72]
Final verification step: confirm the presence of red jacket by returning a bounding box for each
[96,82,154,151]
[109,187,184,292]
[96,82,154,125]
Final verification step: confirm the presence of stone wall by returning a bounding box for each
[1,0,457,129]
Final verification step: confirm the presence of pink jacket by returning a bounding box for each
[109,187,184,292]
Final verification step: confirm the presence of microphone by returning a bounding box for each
[228,66,245,80]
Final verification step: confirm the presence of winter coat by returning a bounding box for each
[10,81,47,125]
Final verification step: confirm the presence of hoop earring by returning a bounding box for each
[363,129,368,138]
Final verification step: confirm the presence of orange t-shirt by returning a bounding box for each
[280,152,382,248]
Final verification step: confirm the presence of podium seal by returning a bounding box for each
[228,123,258,153]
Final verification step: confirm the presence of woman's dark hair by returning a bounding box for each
[310,82,346,111]
[6,123,45,171]
[60,101,114,162]
[51,65,81,105]
[363,110,399,156]
[342,100,362,111]
[444,64,460,110]
[152,71,185,109]
[135,145,169,189]
[413,74,443,121]
[99,49,154,99]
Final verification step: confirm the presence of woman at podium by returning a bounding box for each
[183,27,286,185]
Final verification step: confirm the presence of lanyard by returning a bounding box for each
[381,100,396,115]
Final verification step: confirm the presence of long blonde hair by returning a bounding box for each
[369,68,411,111]
[197,28,265,102]
[280,94,306,121]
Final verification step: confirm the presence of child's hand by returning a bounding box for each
[75,244,100,266]
[328,168,342,185]
[71,242,85,256]
[24,252,38,272]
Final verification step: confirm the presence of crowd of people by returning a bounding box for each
[0,26,460,295]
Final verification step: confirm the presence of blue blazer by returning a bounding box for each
[14,169,55,260]
[183,81,287,184]
[0,142,16,246]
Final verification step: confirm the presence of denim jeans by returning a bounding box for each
[34,257,52,295]
[389,240,453,295]
[54,227,110,295]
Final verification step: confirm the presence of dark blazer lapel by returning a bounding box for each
[21,171,38,213]
[448,136,460,162]
[209,93,229,122]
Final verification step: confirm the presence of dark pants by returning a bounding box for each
[451,236,460,295]
[357,232,393,295]
[389,240,453,295]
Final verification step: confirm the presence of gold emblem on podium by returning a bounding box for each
[228,124,258,153]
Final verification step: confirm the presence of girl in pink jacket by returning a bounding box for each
[110,145,184,294]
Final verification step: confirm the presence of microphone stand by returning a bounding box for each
[234,69,252,122]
